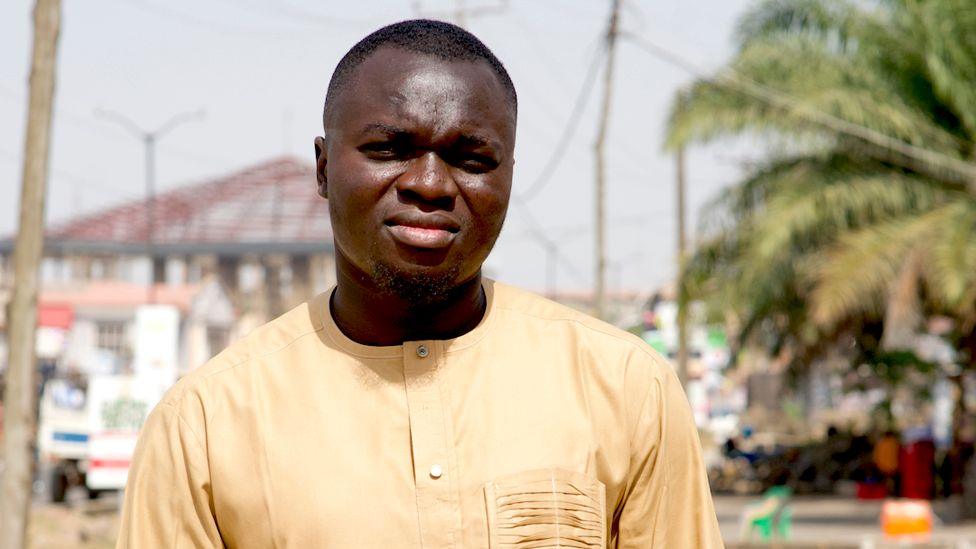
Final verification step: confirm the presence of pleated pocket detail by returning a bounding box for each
[484,468,606,548]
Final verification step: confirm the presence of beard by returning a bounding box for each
[369,256,466,307]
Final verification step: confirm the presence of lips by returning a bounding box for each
[384,211,460,250]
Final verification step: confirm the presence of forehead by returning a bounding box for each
[330,47,515,143]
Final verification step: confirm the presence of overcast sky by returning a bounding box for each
[1,0,755,294]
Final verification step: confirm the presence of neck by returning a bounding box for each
[330,256,486,346]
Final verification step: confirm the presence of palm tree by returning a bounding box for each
[668,0,976,367]
[666,0,976,497]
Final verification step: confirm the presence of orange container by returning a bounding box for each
[880,499,933,539]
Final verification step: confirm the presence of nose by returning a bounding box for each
[396,151,458,210]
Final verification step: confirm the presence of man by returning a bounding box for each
[118,20,722,548]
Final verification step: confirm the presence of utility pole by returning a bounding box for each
[412,0,507,29]
[95,109,203,303]
[593,0,621,320]
[1,1,61,547]
[675,145,689,387]
[454,0,466,28]
[544,240,557,300]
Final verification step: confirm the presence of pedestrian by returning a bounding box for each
[873,430,900,496]
[116,20,722,548]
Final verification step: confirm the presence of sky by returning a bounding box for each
[1,0,756,294]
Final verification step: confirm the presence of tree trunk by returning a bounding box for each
[0,1,61,547]
[880,250,923,351]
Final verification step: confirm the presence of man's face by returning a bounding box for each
[317,47,516,301]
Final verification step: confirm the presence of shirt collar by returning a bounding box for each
[317,278,497,359]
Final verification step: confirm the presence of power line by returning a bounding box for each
[506,212,664,241]
[412,0,509,28]
[507,9,574,90]
[516,40,606,202]
[622,32,976,189]
[0,82,232,169]
[111,0,325,36]
[0,147,139,200]
[508,197,587,285]
[508,9,649,164]
[210,0,389,28]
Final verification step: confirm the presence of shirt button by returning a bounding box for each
[429,463,443,479]
[416,344,429,358]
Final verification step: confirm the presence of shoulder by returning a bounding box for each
[490,280,663,359]
[489,280,672,380]
[158,292,328,410]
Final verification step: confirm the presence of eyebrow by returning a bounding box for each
[455,134,499,150]
[359,123,501,150]
[359,123,408,137]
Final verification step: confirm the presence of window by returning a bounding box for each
[95,320,129,356]
[206,326,230,359]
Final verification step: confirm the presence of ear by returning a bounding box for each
[314,136,328,198]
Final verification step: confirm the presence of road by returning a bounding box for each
[716,494,976,548]
[21,492,976,548]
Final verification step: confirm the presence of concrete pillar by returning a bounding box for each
[152,256,167,285]
[290,254,312,305]
[182,255,194,283]
[216,256,239,292]
[72,256,93,281]
[262,255,286,319]
[192,254,217,283]
[312,253,336,294]
[0,253,10,287]
[102,256,120,280]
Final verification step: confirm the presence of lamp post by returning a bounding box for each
[95,108,204,302]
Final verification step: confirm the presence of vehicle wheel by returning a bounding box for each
[50,465,68,503]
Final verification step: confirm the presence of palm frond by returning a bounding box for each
[928,201,976,314]
[916,0,976,137]
[752,170,947,262]
[808,210,944,326]
[668,32,964,153]
[734,0,861,51]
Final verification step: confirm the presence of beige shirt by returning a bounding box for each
[117,280,722,548]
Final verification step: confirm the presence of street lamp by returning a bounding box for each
[94,108,205,303]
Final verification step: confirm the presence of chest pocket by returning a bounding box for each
[484,468,606,549]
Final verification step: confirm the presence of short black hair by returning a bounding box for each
[323,19,517,128]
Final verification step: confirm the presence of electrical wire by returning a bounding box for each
[0,148,140,200]
[0,82,232,170]
[210,0,389,28]
[622,31,976,187]
[507,196,587,284]
[114,0,323,36]
[516,40,607,202]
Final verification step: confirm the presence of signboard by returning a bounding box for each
[86,375,164,490]
[133,305,180,388]
[35,326,67,360]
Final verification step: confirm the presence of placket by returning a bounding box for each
[403,340,460,548]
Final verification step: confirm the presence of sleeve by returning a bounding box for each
[116,399,223,548]
[614,358,724,548]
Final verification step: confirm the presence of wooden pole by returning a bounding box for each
[1,1,61,546]
[676,145,689,387]
[593,0,620,321]
[146,134,157,303]
[545,241,557,300]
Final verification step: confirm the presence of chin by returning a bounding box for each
[370,260,466,306]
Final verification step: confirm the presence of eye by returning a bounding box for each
[454,153,499,174]
[359,141,408,160]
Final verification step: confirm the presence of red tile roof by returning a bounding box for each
[33,157,332,254]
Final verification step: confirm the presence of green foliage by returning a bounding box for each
[668,0,976,369]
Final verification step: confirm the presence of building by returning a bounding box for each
[0,280,235,377]
[0,156,336,327]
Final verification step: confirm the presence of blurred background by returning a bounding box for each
[2,0,976,547]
